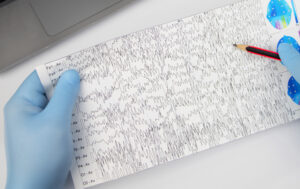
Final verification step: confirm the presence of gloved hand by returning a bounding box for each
[4,70,80,189]
[278,43,300,104]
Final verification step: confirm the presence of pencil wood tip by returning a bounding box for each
[234,44,247,51]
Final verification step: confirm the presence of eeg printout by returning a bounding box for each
[36,0,300,188]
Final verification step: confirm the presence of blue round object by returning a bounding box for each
[288,76,300,105]
[266,0,292,29]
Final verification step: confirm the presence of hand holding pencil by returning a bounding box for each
[234,42,300,104]
[234,43,300,83]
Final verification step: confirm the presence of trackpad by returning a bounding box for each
[30,0,121,36]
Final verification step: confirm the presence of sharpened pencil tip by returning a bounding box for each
[234,44,247,51]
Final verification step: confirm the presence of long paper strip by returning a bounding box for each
[36,0,300,188]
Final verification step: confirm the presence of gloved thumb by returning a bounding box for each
[278,43,300,83]
[43,70,80,122]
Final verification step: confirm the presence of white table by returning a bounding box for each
[1,0,300,188]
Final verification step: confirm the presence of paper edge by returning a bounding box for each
[35,65,54,99]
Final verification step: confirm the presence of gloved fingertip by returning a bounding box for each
[55,70,80,100]
[278,43,293,56]
[277,43,300,83]
[278,43,300,64]
[53,69,80,103]
[59,69,80,86]
[43,70,80,119]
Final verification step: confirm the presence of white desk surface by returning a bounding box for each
[1,0,300,188]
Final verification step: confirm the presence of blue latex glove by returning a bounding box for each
[278,43,300,82]
[4,70,80,189]
[278,43,300,104]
